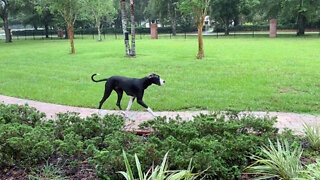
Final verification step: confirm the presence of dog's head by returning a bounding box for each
[147,73,165,86]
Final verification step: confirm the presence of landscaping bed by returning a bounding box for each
[0,103,319,179]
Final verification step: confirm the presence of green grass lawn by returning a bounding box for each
[0,35,319,113]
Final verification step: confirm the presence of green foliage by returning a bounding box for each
[28,160,66,180]
[303,123,320,150]
[0,103,303,179]
[119,151,203,180]
[247,139,303,179]
[301,159,320,179]
[0,103,45,126]
[0,104,54,168]
[137,112,279,179]
[178,0,211,24]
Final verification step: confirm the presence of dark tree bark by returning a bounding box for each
[120,0,130,56]
[3,15,11,43]
[44,24,49,38]
[297,13,306,36]
[1,3,11,43]
[233,17,239,26]
[224,18,230,35]
[130,0,135,56]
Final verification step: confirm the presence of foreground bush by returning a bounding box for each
[0,104,284,179]
[247,139,303,179]
[134,112,279,179]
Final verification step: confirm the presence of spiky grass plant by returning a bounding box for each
[118,150,205,180]
[303,123,320,150]
[246,139,303,180]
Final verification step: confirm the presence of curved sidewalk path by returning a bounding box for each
[1,95,320,134]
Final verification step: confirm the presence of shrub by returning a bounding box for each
[0,103,45,126]
[0,104,54,169]
[0,103,286,179]
[137,112,279,179]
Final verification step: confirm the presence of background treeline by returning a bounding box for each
[1,0,320,37]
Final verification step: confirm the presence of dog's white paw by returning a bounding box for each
[97,109,102,116]
[152,113,160,117]
[121,111,129,118]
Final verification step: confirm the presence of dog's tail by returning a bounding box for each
[91,74,108,83]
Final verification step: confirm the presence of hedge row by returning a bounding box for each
[0,103,294,179]
[12,26,198,36]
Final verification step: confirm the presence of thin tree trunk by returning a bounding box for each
[67,24,75,54]
[172,7,177,36]
[297,13,306,36]
[224,18,229,35]
[130,0,135,57]
[225,25,229,35]
[120,0,130,56]
[97,21,102,41]
[196,15,205,59]
[45,24,49,38]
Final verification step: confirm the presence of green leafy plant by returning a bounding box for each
[303,123,320,150]
[302,159,320,179]
[28,160,66,180]
[118,150,204,180]
[246,139,303,180]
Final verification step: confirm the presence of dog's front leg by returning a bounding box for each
[126,96,135,112]
[147,107,159,117]
[137,98,159,117]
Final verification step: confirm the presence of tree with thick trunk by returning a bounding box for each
[297,13,306,36]
[1,0,23,43]
[179,0,210,59]
[130,0,135,57]
[2,10,11,43]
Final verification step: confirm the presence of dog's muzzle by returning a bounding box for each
[160,78,165,86]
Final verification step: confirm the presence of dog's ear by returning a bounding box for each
[148,74,155,79]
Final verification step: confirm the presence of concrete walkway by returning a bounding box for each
[1,95,320,134]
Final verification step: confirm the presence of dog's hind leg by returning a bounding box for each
[115,89,123,110]
[98,84,113,109]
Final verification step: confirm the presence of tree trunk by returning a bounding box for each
[2,13,11,43]
[233,16,239,26]
[297,13,306,36]
[172,7,177,36]
[67,24,75,54]
[45,24,49,38]
[130,0,136,57]
[196,16,205,59]
[224,18,229,35]
[225,25,229,35]
[120,0,130,56]
[97,21,102,41]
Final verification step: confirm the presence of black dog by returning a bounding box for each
[91,73,165,117]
